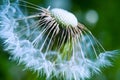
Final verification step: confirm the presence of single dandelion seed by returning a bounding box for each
[0,0,119,80]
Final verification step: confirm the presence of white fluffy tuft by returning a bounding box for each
[0,0,119,80]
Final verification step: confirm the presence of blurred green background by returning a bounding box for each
[0,0,120,80]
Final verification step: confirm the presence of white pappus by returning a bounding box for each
[0,0,119,80]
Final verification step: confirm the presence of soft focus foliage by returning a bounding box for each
[0,0,120,80]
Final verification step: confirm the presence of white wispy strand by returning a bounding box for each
[0,0,119,80]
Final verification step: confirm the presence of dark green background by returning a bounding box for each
[0,0,120,80]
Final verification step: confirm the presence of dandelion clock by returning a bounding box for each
[0,0,119,80]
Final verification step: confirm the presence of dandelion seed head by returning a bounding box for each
[0,0,119,80]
